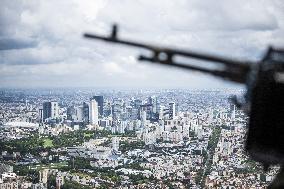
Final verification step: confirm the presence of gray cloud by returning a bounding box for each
[0,0,283,88]
[0,37,38,50]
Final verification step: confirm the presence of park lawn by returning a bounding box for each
[43,138,54,148]
[31,162,68,170]
[72,172,92,179]
[83,133,94,137]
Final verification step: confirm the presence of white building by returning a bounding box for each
[50,101,59,119]
[42,101,59,120]
[89,99,99,125]
[112,137,119,151]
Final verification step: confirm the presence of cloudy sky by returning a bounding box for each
[0,0,283,89]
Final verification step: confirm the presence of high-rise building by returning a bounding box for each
[42,102,50,121]
[159,105,165,120]
[89,99,99,125]
[104,101,112,117]
[147,96,159,120]
[230,103,236,121]
[148,96,158,114]
[67,106,84,122]
[42,101,59,121]
[92,96,104,117]
[131,108,139,120]
[112,137,119,151]
[39,108,43,123]
[175,103,179,116]
[83,102,89,123]
[141,110,147,127]
[134,99,142,109]
[56,176,64,189]
[40,169,48,184]
[75,106,84,122]
[67,106,76,121]
[50,102,59,118]
[0,163,13,174]
[112,98,124,119]
[169,102,176,119]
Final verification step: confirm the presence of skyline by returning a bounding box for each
[0,88,277,188]
[1,0,284,88]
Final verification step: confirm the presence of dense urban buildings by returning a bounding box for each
[0,88,279,189]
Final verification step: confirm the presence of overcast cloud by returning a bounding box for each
[0,0,283,89]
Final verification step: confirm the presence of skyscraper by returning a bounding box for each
[83,102,89,123]
[89,99,99,125]
[67,106,84,122]
[42,101,59,121]
[148,96,159,120]
[39,108,43,123]
[148,96,158,114]
[75,106,84,122]
[112,137,119,151]
[159,105,165,120]
[169,102,176,119]
[67,106,76,121]
[92,96,104,117]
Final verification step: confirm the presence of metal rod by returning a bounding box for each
[139,55,247,83]
[84,25,251,69]
[84,25,252,84]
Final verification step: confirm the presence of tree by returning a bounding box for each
[62,181,92,189]
[47,175,56,189]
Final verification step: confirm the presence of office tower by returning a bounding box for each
[131,108,139,120]
[39,108,43,123]
[197,125,203,139]
[50,101,59,118]
[67,106,76,121]
[169,102,176,119]
[40,169,48,184]
[104,101,112,117]
[140,105,150,120]
[92,96,104,117]
[42,102,51,120]
[118,121,127,134]
[75,106,84,122]
[148,96,158,114]
[126,106,132,119]
[42,101,59,120]
[83,102,89,123]
[89,99,99,125]
[134,99,142,108]
[67,106,84,122]
[147,96,154,116]
[151,96,159,120]
[112,137,119,151]
[175,103,179,116]
[0,163,13,174]
[230,104,236,121]
[141,110,147,127]
[25,98,28,110]
[56,176,64,189]
[112,98,124,119]
[208,108,214,124]
[159,105,165,120]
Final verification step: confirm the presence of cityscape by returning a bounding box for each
[0,88,279,189]
[1,0,283,188]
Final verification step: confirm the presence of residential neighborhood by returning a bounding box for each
[0,89,278,188]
